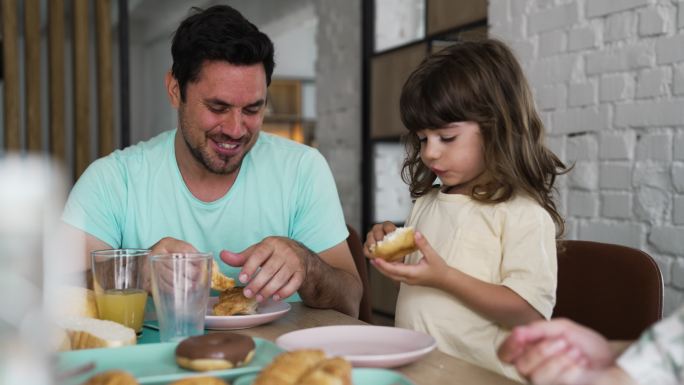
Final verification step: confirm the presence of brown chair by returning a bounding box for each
[553,240,663,340]
[346,224,373,324]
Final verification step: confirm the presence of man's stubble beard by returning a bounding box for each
[178,115,253,176]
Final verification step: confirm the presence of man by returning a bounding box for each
[62,5,362,317]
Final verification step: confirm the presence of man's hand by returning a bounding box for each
[145,237,200,292]
[220,236,308,302]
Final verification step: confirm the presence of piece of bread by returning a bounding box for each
[57,316,136,350]
[253,350,327,385]
[52,286,99,319]
[298,357,353,385]
[168,376,228,385]
[253,350,352,385]
[211,260,235,291]
[213,287,258,316]
[82,370,138,385]
[368,227,418,262]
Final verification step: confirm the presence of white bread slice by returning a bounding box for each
[57,316,136,350]
[51,286,99,319]
[369,227,418,262]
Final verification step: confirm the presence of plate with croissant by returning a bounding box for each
[205,287,291,330]
[232,350,415,385]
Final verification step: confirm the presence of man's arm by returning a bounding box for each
[296,241,362,318]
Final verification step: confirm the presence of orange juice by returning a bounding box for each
[95,288,147,332]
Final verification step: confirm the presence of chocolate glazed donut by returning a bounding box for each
[175,333,256,371]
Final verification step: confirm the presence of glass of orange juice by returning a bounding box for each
[91,249,150,334]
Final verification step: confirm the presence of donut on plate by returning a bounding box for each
[175,333,256,371]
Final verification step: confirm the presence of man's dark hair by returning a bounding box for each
[171,5,275,101]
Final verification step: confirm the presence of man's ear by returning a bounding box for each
[165,71,181,108]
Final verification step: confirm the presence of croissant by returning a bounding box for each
[253,350,351,385]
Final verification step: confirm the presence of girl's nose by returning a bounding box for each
[422,141,440,160]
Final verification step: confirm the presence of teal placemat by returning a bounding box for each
[56,337,284,385]
[233,368,416,385]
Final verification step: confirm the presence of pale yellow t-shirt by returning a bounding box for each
[395,188,557,381]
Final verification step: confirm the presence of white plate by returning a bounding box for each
[275,325,437,368]
[205,297,291,330]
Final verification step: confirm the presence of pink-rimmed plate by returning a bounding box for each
[205,297,291,330]
[275,325,437,368]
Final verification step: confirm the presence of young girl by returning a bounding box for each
[364,39,568,380]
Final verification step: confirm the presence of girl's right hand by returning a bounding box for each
[363,221,397,258]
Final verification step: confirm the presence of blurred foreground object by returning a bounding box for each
[0,155,67,385]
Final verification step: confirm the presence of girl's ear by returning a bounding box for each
[165,71,181,108]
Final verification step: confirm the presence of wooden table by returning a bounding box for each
[233,303,521,385]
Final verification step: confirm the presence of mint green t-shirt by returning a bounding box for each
[62,129,349,283]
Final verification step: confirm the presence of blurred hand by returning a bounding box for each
[370,231,447,287]
[363,221,397,258]
[498,319,617,385]
[146,237,202,293]
[220,237,309,302]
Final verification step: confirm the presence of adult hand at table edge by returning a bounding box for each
[498,318,618,379]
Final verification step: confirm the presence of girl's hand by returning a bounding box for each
[370,231,447,287]
[363,221,397,258]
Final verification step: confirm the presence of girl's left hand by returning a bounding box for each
[370,231,447,287]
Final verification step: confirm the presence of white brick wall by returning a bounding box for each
[599,163,633,189]
[528,3,579,34]
[586,0,650,18]
[638,7,667,37]
[490,0,684,314]
[539,30,567,57]
[599,73,635,102]
[656,34,684,65]
[605,12,634,42]
[675,65,684,95]
[568,27,597,51]
[601,192,632,219]
[636,67,671,99]
[599,132,636,160]
[635,132,672,162]
[674,195,684,225]
[676,134,684,160]
[568,81,597,107]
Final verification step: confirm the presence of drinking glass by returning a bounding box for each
[149,252,212,342]
[91,249,150,334]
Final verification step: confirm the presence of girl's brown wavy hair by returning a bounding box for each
[399,38,570,236]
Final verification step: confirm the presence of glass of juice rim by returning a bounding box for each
[91,248,150,257]
[91,248,151,334]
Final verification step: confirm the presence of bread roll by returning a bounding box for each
[213,287,257,316]
[368,227,418,262]
[298,357,352,385]
[211,260,235,291]
[57,316,136,350]
[82,370,138,385]
[168,376,228,385]
[52,286,99,318]
[253,350,326,385]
